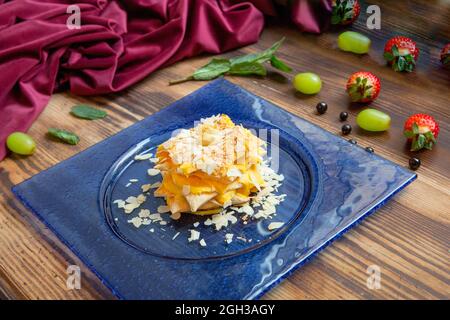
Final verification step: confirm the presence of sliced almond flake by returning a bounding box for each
[129,179,139,183]
[124,203,139,214]
[149,228,155,233]
[223,200,232,208]
[236,236,247,242]
[138,209,150,218]
[193,222,200,228]
[149,157,159,163]
[225,233,234,244]
[159,221,167,225]
[249,172,261,192]
[125,183,132,188]
[157,205,170,214]
[128,217,142,228]
[141,184,152,192]
[148,213,162,221]
[204,211,237,231]
[188,229,200,242]
[137,194,147,204]
[147,168,160,176]
[126,196,138,204]
[172,232,180,240]
[134,153,153,161]
[268,222,284,230]
[199,239,207,247]
[113,200,125,208]
[240,204,254,216]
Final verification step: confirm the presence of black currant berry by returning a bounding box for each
[342,124,352,135]
[316,102,328,114]
[409,157,421,170]
[339,112,349,121]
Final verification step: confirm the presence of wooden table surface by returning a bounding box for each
[0,0,449,300]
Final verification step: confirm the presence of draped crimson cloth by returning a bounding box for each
[0,0,331,160]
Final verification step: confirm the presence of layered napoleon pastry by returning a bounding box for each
[154,114,267,215]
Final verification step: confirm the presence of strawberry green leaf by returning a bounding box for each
[383,52,394,61]
[392,45,400,57]
[424,131,436,143]
[443,55,450,65]
[412,122,419,134]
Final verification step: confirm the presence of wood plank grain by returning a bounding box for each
[0,0,448,299]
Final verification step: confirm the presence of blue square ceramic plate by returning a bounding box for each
[12,79,416,299]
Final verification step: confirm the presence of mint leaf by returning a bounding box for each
[192,58,230,80]
[48,128,80,145]
[169,38,287,85]
[270,55,292,72]
[71,105,107,120]
[230,38,285,66]
[228,62,267,76]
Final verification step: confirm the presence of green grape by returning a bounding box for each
[356,109,391,132]
[293,72,322,94]
[6,132,36,155]
[338,31,371,54]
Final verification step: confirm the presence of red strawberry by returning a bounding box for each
[403,114,439,151]
[346,71,381,103]
[440,43,450,66]
[331,0,361,25]
[383,36,419,72]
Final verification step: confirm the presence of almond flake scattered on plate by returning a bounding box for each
[267,222,284,231]
[188,229,200,242]
[128,217,143,228]
[199,239,207,247]
[225,233,234,244]
[138,209,150,218]
[147,168,160,176]
[134,153,153,161]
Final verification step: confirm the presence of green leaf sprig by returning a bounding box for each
[47,128,80,145]
[71,105,107,120]
[169,38,292,85]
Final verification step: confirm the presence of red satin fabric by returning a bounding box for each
[0,0,331,160]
